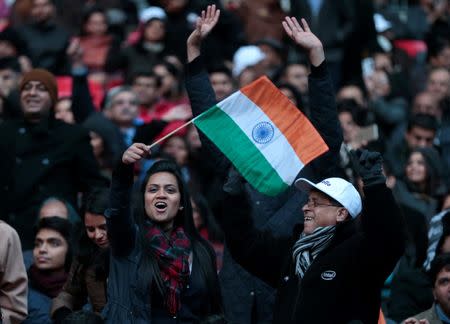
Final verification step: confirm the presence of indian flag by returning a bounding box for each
[193,76,329,196]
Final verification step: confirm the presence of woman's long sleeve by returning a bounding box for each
[106,162,136,257]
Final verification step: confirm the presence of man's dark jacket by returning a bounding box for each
[0,117,108,248]
[185,56,342,323]
[220,183,405,324]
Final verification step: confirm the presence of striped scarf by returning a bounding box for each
[292,225,336,278]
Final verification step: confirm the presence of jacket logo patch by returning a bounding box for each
[321,270,336,280]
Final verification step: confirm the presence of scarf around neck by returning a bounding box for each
[292,225,336,278]
[28,264,68,298]
[146,225,191,316]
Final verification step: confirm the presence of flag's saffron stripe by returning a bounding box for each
[194,106,289,196]
[215,90,304,184]
[241,76,328,164]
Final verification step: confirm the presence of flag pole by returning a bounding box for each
[148,116,200,150]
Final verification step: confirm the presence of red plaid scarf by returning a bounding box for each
[146,225,191,316]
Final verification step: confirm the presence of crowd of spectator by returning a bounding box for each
[0,0,449,323]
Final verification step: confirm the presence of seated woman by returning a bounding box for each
[102,143,223,323]
[24,217,73,324]
[51,188,110,322]
[393,147,447,222]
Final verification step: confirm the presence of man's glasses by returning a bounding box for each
[305,198,339,208]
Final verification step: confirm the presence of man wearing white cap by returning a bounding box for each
[220,149,405,324]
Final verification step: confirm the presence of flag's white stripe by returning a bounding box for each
[218,91,304,184]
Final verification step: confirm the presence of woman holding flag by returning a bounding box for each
[102,145,223,322]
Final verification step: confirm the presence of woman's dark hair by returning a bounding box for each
[83,187,110,216]
[74,188,110,283]
[429,252,450,285]
[276,82,304,113]
[35,217,73,272]
[191,192,223,242]
[405,147,447,197]
[337,98,368,127]
[135,159,222,316]
[153,59,184,97]
[80,6,108,37]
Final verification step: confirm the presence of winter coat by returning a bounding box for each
[102,163,222,323]
[220,183,405,324]
[15,21,71,75]
[22,286,51,324]
[185,55,342,323]
[404,304,445,324]
[0,117,109,249]
[51,257,107,315]
[0,221,28,324]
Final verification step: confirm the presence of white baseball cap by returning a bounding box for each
[139,6,167,24]
[232,45,266,77]
[295,177,362,218]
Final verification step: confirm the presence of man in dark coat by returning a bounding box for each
[185,6,343,323]
[0,68,108,248]
[221,149,405,323]
[14,0,71,75]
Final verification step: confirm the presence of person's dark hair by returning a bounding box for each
[429,252,450,285]
[0,27,27,56]
[426,35,450,63]
[130,70,162,88]
[155,59,180,80]
[153,59,184,96]
[405,147,447,197]
[83,187,110,215]
[191,193,223,242]
[80,6,108,37]
[74,188,110,283]
[35,217,73,272]
[0,56,21,73]
[276,82,304,112]
[135,159,222,315]
[337,98,372,128]
[407,113,439,133]
[62,310,104,324]
[255,38,286,60]
[207,64,233,79]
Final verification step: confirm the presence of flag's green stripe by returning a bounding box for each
[194,106,288,196]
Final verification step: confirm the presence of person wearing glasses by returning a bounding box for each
[220,149,405,324]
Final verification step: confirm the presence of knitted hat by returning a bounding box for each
[20,69,58,105]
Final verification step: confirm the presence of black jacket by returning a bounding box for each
[220,183,405,324]
[15,21,71,75]
[0,117,108,248]
[185,56,342,323]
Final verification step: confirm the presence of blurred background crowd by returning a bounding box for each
[0,0,449,323]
